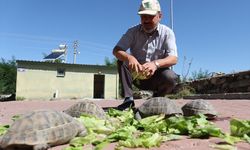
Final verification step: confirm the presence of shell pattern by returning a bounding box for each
[63,100,106,120]
[0,110,87,150]
[136,97,183,119]
[181,99,217,119]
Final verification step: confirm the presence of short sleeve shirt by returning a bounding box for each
[116,23,177,64]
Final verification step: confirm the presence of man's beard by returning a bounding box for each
[143,24,158,33]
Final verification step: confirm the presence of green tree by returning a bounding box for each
[104,57,117,67]
[104,57,123,97]
[181,56,193,82]
[190,68,210,80]
[0,57,17,94]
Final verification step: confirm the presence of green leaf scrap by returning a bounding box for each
[0,124,9,136]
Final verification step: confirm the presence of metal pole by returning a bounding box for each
[169,0,174,70]
[73,40,78,64]
[170,0,174,30]
[64,45,67,63]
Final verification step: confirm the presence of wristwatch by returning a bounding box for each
[154,61,160,69]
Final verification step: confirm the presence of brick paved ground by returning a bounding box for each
[0,99,249,150]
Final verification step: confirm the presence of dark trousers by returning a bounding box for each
[117,60,178,97]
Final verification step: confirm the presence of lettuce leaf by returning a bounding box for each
[210,144,237,150]
[118,132,163,148]
[107,108,135,126]
[0,124,9,136]
[230,118,250,143]
[77,116,114,134]
[65,110,250,150]
[230,119,250,137]
[136,114,167,133]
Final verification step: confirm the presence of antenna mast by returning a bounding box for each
[73,40,79,64]
[170,0,174,30]
[169,0,174,70]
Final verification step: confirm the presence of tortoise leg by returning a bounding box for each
[78,130,88,137]
[77,123,88,137]
[33,144,49,150]
[135,111,142,120]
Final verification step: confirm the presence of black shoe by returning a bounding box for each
[117,98,135,111]
[153,92,158,97]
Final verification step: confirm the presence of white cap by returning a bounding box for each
[138,0,161,16]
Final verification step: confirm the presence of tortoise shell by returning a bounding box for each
[63,100,106,119]
[182,99,217,119]
[0,110,87,150]
[136,97,183,119]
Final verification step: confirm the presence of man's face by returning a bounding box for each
[140,13,162,33]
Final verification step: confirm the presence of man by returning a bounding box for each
[113,0,178,110]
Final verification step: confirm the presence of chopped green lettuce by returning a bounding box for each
[107,108,135,126]
[136,114,167,133]
[210,144,237,150]
[118,132,163,148]
[230,119,250,137]
[64,110,250,150]
[77,116,114,134]
[11,115,20,122]
[107,126,137,142]
[230,118,250,143]
[0,124,9,136]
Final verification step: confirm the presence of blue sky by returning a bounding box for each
[0,0,250,77]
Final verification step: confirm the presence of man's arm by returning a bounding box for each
[143,56,178,77]
[113,46,143,73]
[155,55,178,68]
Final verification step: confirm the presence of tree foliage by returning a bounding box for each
[190,68,210,81]
[181,56,193,82]
[0,57,17,94]
[104,57,117,67]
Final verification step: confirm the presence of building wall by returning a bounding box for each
[105,74,119,99]
[16,61,118,100]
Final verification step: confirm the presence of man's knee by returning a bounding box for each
[158,70,178,94]
[161,69,178,86]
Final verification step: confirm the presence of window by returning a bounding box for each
[57,68,65,77]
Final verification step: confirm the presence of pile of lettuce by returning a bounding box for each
[64,108,250,150]
[0,109,249,150]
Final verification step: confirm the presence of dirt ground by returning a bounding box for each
[0,99,249,150]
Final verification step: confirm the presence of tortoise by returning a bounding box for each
[133,90,153,99]
[0,109,87,150]
[181,99,217,120]
[135,97,183,120]
[63,100,107,120]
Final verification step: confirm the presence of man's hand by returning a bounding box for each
[142,61,158,78]
[127,55,144,73]
[113,46,144,73]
